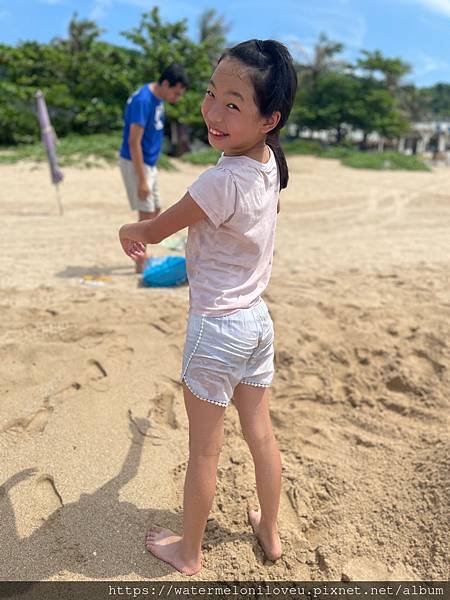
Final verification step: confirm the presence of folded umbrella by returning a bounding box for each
[36,90,64,215]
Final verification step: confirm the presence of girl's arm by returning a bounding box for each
[119,192,206,259]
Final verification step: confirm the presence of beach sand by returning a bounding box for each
[0,156,449,581]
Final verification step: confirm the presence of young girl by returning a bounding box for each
[119,39,297,576]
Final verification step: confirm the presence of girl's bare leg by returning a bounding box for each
[146,383,225,575]
[233,383,282,560]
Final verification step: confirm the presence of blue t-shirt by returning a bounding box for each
[119,84,165,166]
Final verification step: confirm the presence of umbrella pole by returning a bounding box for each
[55,183,64,216]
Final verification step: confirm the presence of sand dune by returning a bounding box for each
[0,156,449,581]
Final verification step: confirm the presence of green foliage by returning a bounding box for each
[0,8,213,145]
[292,39,412,142]
[294,71,361,138]
[423,83,450,116]
[121,7,212,128]
[341,150,430,171]
[1,13,448,153]
[282,138,429,170]
[0,132,175,169]
[0,81,39,144]
[198,9,231,65]
[356,49,411,89]
[180,148,221,165]
[283,139,324,155]
[349,81,410,139]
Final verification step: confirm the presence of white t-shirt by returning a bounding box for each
[186,147,279,316]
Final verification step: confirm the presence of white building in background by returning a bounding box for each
[399,120,450,157]
[290,119,450,159]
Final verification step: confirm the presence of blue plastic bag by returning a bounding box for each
[142,255,187,287]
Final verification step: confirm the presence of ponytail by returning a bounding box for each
[267,130,288,190]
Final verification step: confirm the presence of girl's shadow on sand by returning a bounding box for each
[0,419,249,579]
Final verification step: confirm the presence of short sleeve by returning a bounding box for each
[188,167,237,228]
[128,95,153,128]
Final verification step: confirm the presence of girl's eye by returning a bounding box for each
[206,89,214,97]
[227,103,239,111]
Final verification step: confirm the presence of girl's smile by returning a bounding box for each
[208,126,229,138]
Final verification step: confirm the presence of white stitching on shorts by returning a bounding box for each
[241,381,271,388]
[181,315,206,382]
[182,377,228,407]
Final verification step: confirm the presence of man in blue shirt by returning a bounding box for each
[119,64,189,272]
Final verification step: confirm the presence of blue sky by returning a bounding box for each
[1,0,450,86]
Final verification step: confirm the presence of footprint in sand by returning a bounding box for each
[87,359,107,380]
[411,349,446,378]
[84,359,110,392]
[385,375,418,395]
[148,387,180,430]
[0,406,53,449]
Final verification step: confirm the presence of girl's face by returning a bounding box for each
[201,59,279,159]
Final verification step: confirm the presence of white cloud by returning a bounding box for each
[90,0,114,20]
[395,0,450,18]
[280,0,367,51]
[415,52,450,75]
[115,0,149,6]
[415,0,450,17]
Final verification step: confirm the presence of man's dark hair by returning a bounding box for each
[158,63,189,88]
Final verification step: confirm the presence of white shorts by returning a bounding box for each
[119,157,161,213]
[181,299,274,407]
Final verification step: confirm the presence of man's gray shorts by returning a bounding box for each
[119,157,161,213]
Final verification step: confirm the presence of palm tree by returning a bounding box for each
[52,12,103,54]
[357,50,410,92]
[297,33,345,90]
[311,33,344,82]
[198,9,231,65]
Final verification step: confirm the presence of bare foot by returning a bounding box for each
[145,527,202,576]
[248,509,282,561]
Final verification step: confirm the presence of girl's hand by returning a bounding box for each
[119,225,146,259]
[120,238,146,259]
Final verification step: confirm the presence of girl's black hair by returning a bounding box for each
[218,39,297,190]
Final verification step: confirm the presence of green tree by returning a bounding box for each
[349,79,409,147]
[0,13,140,144]
[398,84,431,122]
[291,41,411,147]
[121,6,213,143]
[52,12,104,53]
[293,71,358,141]
[0,42,67,143]
[425,83,450,116]
[298,33,345,90]
[292,33,349,137]
[357,50,411,91]
[356,50,411,147]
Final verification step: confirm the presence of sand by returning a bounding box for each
[0,156,449,581]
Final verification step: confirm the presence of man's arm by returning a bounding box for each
[129,124,149,201]
[119,192,206,256]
